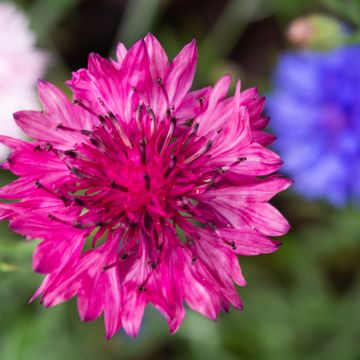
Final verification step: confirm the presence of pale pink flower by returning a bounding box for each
[0,34,291,338]
[0,2,47,158]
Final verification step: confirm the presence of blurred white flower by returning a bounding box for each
[0,2,47,158]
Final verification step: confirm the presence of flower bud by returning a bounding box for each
[287,14,348,51]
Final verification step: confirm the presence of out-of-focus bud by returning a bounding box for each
[287,14,348,51]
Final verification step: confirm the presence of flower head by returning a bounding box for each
[0,2,47,158]
[0,34,290,338]
[268,46,360,206]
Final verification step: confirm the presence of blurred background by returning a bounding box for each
[1,0,360,359]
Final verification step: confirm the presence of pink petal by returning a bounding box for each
[116,43,127,63]
[144,33,169,80]
[165,40,197,108]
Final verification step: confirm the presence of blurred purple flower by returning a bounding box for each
[268,46,360,206]
[0,2,47,158]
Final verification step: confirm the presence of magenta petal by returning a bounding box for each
[77,277,103,322]
[165,40,197,108]
[242,203,290,236]
[103,267,123,339]
[121,290,147,337]
[144,33,169,80]
[0,34,291,338]
[116,43,127,63]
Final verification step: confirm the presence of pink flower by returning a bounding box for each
[0,2,47,159]
[0,34,291,338]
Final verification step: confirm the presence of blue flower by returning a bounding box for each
[268,46,360,206]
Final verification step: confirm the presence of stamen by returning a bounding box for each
[137,284,147,292]
[184,140,213,164]
[144,174,151,190]
[157,77,170,108]
[56,123,92,136]
[139,138,146,165]
[107,111,133,149]
[35,180,73,205]
[73,99,98,117]
[136,104,143,130]
[48,214,71,226]
[70,167,89,179]
[103,252,129,271]
[64,149,78,158]
[45,143,54,152]
[163,155,177,179]
[97,97,133,149]
[160,117,176,156]
[110,180,129,192]
[146,106,156,135]
[183,122,199,148]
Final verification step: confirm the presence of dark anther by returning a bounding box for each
[166,108,171,118]
[102,264,113,271]
[137,284,147,292]
[131,85,136,91]
[71,167,83,177]
[183,118,194,127]
[110,180,129,192]
[35,179,41,188]
[139,138,146,165]
[192,256,197,264]
[183,123,199,147]
[73,99,98,117]
[48,214,69,226]
[34,145,41,152]
[144,174,151,190]
[151,260,158,269]
[156,78,163,85]
[56,123,91,137]
[199,97,205,104]
[45,143,53,152]
[98,115,105,124]
[144,212,153,231]
[230,241,237,250]
[208,221,217,230]
[171,117,177,126]
[107,111,116,121]
[64,150,78,158]
[74,197,85,206]
[205,140,213,152]
[72,221,88,229]
[136,104,143,128]
[80,129,92,136]
[208,178,215,188]
[121,253,128,260]
[59,195,71,205]
[90,137,100,147]
[95,221,108,227]
[164,155,177,179]
[238,156,247,162]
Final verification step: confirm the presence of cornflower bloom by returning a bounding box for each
[0,34,290,338]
